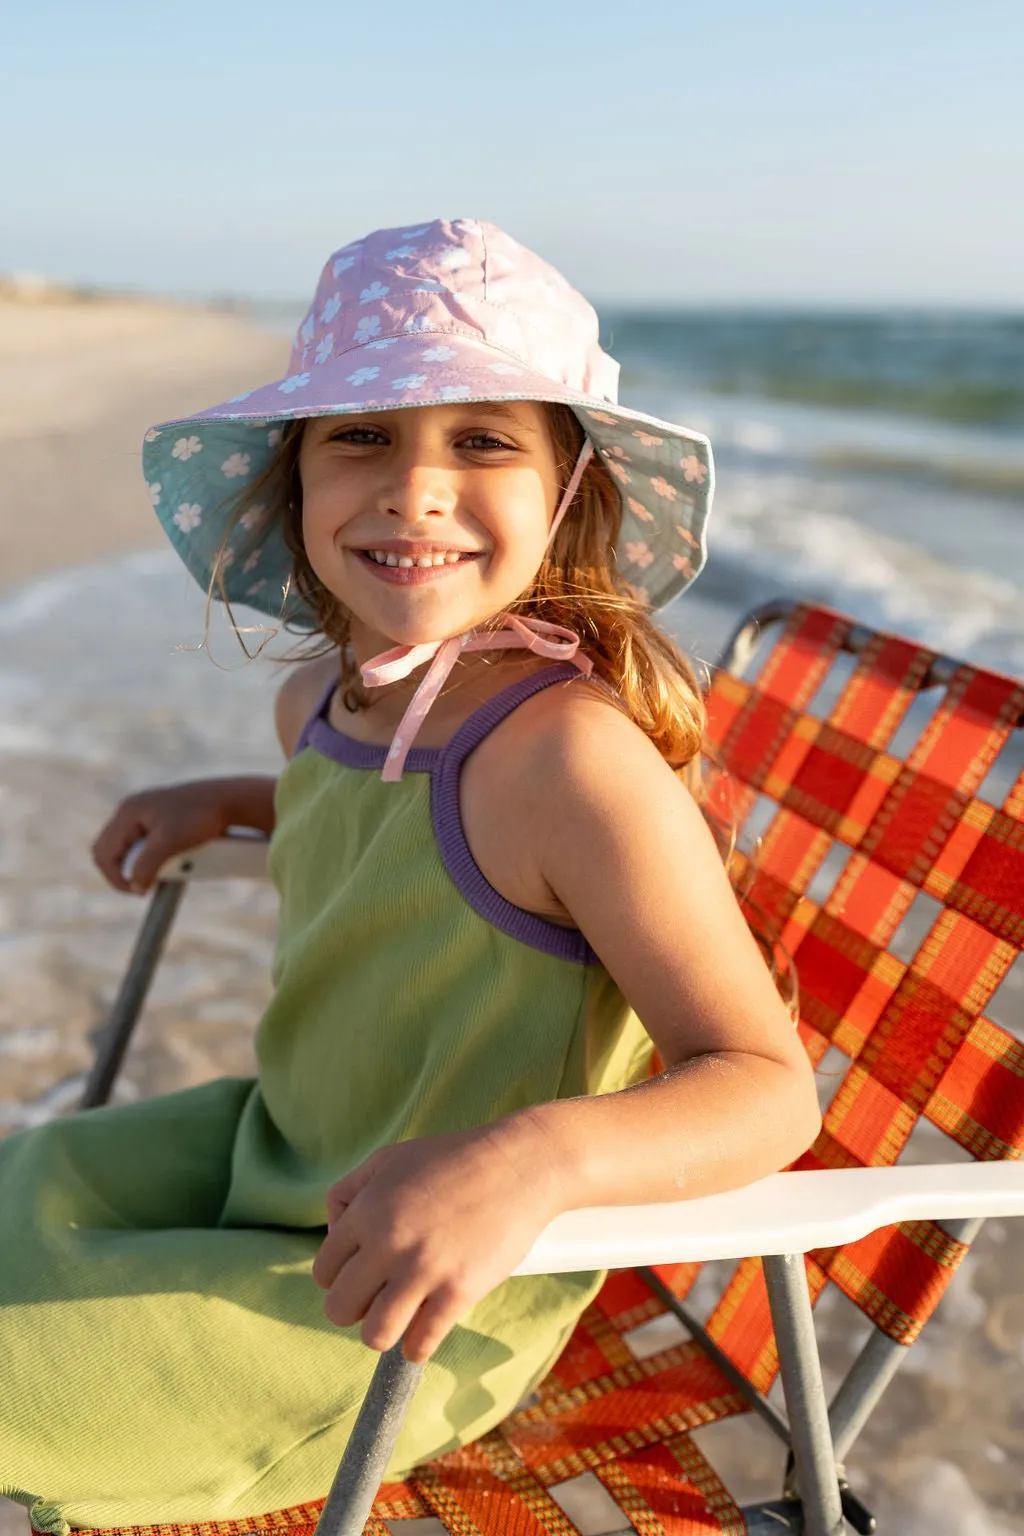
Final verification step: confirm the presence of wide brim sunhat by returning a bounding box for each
[143,218,714,626]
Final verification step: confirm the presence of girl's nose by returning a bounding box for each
[378,462,457,523]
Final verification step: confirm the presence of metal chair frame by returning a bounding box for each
[76,599,1024,1536]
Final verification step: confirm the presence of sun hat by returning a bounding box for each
[142,217,714,628]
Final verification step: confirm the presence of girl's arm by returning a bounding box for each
[314,689,821,1362]
[92,653,341,893]
[91,776,279,893]
[510,689,822,1209]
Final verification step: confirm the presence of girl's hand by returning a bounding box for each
[312,1116,568,1363]
[91,778,272,894]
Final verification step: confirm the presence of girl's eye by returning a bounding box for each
[461,433,515,451]
[329,426,387,445]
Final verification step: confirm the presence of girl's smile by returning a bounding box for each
[297,400,562,651]
[357,539,483,582]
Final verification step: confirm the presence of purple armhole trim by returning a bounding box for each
[295,677,440,772]
[431,664,598,966]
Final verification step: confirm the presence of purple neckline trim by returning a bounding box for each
[296,664,596,966]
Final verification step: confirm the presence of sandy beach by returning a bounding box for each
[0,294,286,591]
[1,296,1022,1536]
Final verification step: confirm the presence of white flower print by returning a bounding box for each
[242,550,261,574]
[606,460,631,485]
[413,280,445,293]
[144,428,161,443]
[627,496,654,523]
[315,333,334,366]
[359,282,390,304]
[221,452,252,479]
[671,552,693,573]
[630,585,651,606]
[246,578,268,596]
[227,389,254,404]
[267,428,283,446]
[365,337,400,350]
[632,429,663,447]
[320,294,342,324]
[606,445,631,460]
[300,313,315,345]
[147,481,162,506]
[173,502,202,532]
[346,366,381,386]
[402,227,430,239]
[625,540,654,568]
[239,504,266,531]
[354,315,382,341]
[216,547,236,572]
[675,522,699,549]
[438,385,471,400]
[588,411,618,426]
[680,454,708,485]
[649,476,677,500]
[171,435,202,461]
[403,316,433,332]
[385,245,417,260]
[279,372,311,393]
[437,248,471,270]
[488,363,523,377]
[391,373,428,391]
[332,255,356,277]
[422,346,457,362]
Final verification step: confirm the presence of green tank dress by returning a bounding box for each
[0,664,652,1533]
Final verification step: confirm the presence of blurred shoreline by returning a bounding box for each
[0,288,286,592]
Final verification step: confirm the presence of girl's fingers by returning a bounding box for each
[125,835,174,893]
[322,1249,388,1330]
[358,1278,426,1354]
[311,1221,361,1291]
[92,817,147,891]
[401,1284,464,1364]
[326,1150,389,1220]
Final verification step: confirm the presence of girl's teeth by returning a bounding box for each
[367,550,471,568]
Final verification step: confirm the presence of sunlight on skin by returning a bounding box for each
[297,401,563,665]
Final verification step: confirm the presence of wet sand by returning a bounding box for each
[1,299,1022,1536]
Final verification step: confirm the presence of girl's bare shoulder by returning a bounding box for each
[274,652,341,758]
[461,674,675,924]
[475,672,668,794]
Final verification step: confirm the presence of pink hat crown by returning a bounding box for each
[289,217,620,402]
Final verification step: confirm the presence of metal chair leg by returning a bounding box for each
[80,881,185,1109]
[315,1343,425,1536]
[763,1254,846,1536]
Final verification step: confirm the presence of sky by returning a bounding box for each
[3,0,1023,308]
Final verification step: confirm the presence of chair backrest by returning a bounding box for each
[693,600,1024,1389]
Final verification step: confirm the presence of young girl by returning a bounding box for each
[0,219,820,1535]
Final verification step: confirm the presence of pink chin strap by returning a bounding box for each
[361,439,595,782]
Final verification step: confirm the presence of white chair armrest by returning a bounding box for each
[511,1162,1024,1275]
[153,830,270,883]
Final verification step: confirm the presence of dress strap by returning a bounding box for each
[292,674,339,759]
[430,662,598,965]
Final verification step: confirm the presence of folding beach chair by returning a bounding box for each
[72,600,1024,1536]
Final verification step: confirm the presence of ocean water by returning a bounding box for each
[1,311,1023,1535]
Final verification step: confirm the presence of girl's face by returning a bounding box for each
[297,401,562,652]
